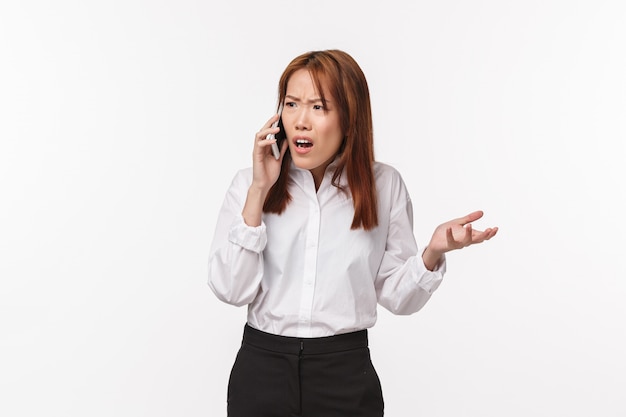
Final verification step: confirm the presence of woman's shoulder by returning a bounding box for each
[373,161,410,200]
[226,167,253,191]
[373,161,405,182]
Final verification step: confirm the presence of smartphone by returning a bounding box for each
[266,102,285,160]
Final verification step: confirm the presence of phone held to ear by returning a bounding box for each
[266,102,285,160]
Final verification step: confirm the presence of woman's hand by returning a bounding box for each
[251,113,288,192]
[422,210,498,270]
[241,114,288,227]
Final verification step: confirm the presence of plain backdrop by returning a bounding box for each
[1,0,625,416]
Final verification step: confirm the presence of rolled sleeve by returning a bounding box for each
[228,216,267,253]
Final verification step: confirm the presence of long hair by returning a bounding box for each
[263,49,378,230]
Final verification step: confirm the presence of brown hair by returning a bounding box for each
[263,49,378,230]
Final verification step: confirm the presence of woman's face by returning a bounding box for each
[282,69,343,184]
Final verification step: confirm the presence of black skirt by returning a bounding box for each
[227,324,384,417]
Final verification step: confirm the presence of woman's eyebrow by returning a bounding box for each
[285,94,328,104]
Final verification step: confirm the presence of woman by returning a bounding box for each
[208,49,497,417]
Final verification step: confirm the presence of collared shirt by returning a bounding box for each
[208,159,446,338]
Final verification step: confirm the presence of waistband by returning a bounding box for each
[242,324,368,355]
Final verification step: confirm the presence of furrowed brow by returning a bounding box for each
[285,94,327,104]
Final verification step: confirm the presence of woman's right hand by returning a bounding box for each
[242,114,288,227]
[251,113,288,193]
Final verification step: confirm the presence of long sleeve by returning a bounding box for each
[374,168,446,315]
[208,169,266,307]
[207,161,446,337]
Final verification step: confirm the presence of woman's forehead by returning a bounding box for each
[286,69,332,99]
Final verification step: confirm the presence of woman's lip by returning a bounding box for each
[291,136,314,155]
[293,145,313,155]
[292,135,313,144]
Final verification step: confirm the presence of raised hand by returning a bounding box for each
[242,113,288,227]
[422,210,498,270]
[251,113,288,192]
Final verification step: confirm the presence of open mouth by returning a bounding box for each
[295,139,313,148]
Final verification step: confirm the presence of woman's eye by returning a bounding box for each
[313,104,323,110]
[285,101,296,108]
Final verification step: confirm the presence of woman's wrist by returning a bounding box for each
[422,246,444,271]
[242,186,268,227]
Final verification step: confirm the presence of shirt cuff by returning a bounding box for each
[228,215,267,253]
[417,247,446,293]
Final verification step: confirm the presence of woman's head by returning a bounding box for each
[278,50,375,172]
[265,49,378,230]
[280,68,344,183]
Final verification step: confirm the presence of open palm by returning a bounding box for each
[427,210,498,255]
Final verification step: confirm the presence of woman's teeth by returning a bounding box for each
[296,139,312,148]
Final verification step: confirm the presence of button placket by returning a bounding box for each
[296,194,320,337]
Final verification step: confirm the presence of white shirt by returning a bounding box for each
[208,159,446,338]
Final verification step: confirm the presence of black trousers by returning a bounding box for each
[227,324,384,417]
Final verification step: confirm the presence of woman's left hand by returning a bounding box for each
[422,210,498,270]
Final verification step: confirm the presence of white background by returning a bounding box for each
[1,0,625,416]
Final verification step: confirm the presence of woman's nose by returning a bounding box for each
[295,109,311,130]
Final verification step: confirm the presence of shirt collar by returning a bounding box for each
[289,154,346,189]
[290,154,342,175]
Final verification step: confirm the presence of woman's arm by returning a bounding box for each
[374,169,497,315]
[242,113,288,226]
[208,170,267,306]
[208,113,288,306]
[374,170,447,315]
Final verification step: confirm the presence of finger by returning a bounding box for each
[470,229,489,244]
[480,228,494,242]
[256,127,280,141]
[446,226,456,247]
[459,210,484,226]
[480,227,498,240]
[267,137,289,163]
[486,227,499,240]
[252,137,277,161]
[264,114,281,139]
[255,114,281,141]
[470,227,498,243]
[463,224,473,246]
